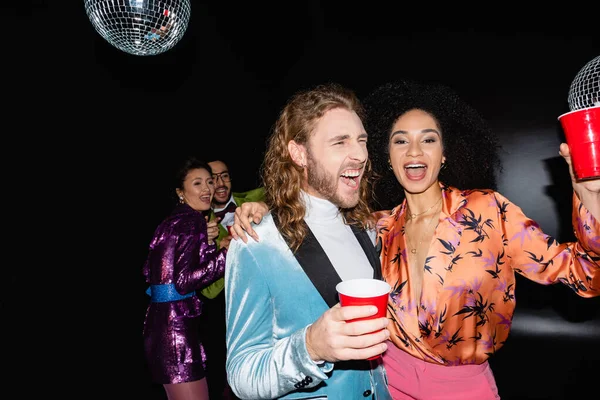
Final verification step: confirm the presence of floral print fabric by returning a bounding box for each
[376,184,600,366]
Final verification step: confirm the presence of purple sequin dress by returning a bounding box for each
[143,203,227,384]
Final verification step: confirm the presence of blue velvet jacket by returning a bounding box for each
[225,213,391,400]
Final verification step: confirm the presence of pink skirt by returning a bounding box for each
[382,344,500,399]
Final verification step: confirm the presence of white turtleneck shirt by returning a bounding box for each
[301,191,375,281]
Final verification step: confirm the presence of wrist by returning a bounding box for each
[575,189,600,221]
[305,324,320,362]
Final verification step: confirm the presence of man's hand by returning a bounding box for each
[305,304,390,362]
[231,201,269,242]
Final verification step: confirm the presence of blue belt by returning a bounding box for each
[146,283,195,302]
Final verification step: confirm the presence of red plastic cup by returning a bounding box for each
[558,106,600,181]
[336,278,391,360]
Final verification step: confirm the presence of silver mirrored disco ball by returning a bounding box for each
[567,55,600,111]
[84,0,191,56]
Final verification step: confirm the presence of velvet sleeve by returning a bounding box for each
[173,212,227,295]
[224,240,329,399]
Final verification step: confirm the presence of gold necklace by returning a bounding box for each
[406,202,441,255]
[406,196,442,220]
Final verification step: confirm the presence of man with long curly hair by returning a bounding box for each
[223,82,392,400]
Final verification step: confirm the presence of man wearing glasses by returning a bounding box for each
[200,159,265,400]
[208,159,265,241]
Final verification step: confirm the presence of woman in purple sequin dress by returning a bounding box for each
[143,156,230,400]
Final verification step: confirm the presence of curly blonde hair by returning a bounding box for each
[261,82,376,252]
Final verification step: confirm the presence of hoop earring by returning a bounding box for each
[387,159,393,170]
[441,162,447,170]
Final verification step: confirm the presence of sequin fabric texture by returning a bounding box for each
[143,203,227,384]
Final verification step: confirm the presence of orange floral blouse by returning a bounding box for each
[375,183,600,366]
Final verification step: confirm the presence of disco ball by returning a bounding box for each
[567,55,600,111]
[84,0,191,56]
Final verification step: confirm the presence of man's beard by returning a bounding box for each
[306,151,360,209]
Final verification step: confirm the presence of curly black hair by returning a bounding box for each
[364,80,503,210]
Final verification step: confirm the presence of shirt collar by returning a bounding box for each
[213,195,236,213]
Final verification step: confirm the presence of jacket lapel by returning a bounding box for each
[293,227,342,308]
[273,214,380,308]
[350,225,382,280]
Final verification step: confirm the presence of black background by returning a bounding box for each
[6,2,599,399]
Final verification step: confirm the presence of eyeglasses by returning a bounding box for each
[212,172,231,182]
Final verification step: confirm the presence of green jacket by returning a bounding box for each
[201,187,265,299]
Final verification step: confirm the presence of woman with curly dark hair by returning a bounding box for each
[364,80,600,399]
[366,80,503,210]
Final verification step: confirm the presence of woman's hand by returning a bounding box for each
[230,201,269,243]
[219,235,232,250]
[206,217,220,244]
[561,142,600,220]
